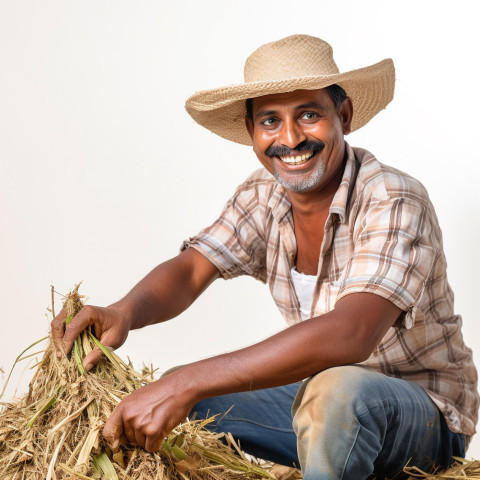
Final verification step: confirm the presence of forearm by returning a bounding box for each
[175,292,400,402]
[111,248,219,330]
[102,293,401,451]
[178,314,352,400]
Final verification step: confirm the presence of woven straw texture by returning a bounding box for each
[185,34,395,145]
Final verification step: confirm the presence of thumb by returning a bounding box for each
[103,408,127,451]
[82,347,105,372]
[83,331,118,370]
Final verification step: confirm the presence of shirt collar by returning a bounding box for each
[329,142,358,224]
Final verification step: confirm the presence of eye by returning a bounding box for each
[300,112,320,121]
[260,117,279,127]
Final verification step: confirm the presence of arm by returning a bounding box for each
[103,291,401,452]
[182,292,401,391]
[51,247,220,370]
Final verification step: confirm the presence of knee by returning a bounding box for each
[293,366,383,427]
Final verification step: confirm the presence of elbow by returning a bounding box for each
[338,330,383,365]
[352,345,376,363]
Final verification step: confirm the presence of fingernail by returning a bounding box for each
[84,363,93,372]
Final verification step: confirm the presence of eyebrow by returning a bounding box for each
[254,110,277,120]
[254,102,327,120]
[295,102,327,111]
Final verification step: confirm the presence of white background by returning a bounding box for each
[1,0,479,457]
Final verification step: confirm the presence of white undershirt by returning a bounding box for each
[291,268,317,320]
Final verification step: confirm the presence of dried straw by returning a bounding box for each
[0,285,275,480]
[1,286,478,480]
[403,459,480,479]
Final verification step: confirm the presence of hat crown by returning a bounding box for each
[244,34,339,83]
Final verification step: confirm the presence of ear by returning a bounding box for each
[245,117,254,141]
[339,97,353,135]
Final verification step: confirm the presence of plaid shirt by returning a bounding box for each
[182,143,479,439]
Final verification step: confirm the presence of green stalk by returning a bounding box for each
[27,387,64,428]
[65,314,86,374]
[88,332,122,370]
[162,436,189,461]
[91,452,119,480]
[0,336,49,401]
[73,337,86,374]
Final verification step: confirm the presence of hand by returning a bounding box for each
[51,304,131,371]
[103,370,196,453]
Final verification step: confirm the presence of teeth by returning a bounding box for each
[279,151,314,165]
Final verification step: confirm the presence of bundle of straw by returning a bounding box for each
[0,286,275,480]
[403,459,480,479]
[2,286,478,480]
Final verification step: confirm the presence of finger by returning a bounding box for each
[103,407,126,450]
[82,347,104,372]
[50,308,68,359]
[83,345,114,371]
[145,433,165,453]
[110,433,127,452]
[62,305,98,355]
[134,430,146,450]
[123,424,137,445]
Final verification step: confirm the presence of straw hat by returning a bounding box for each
[185,34,395,146]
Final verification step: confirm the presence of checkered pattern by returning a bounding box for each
[182,144,479,439]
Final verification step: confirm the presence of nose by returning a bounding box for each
[278,117,307,149]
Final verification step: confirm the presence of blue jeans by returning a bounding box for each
[190,366,465,480]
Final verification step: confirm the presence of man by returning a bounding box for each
[52,35,478,479]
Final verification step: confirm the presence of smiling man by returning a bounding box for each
[247,88,348,195]
[52,35,478,479]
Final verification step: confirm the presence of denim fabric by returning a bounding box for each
[191,382,301,467]
[190,366,465,479]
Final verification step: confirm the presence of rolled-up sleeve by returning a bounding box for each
[181,189,268,283]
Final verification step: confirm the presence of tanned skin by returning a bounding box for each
[51,88,402,453]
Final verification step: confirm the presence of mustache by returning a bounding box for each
[265,140,325,157]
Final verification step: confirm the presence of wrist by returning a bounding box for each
[107,300,135,331]
[166,365,205,407]
[173,355,248,404]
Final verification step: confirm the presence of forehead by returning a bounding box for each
[251,88,334,113]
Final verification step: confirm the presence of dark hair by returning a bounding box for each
[325,84,348,112]
[245,84,348,121]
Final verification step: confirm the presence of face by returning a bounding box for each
[245,89,353,194]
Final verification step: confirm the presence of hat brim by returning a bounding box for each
[185,58,395,145]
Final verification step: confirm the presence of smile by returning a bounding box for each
[278,151,314,166]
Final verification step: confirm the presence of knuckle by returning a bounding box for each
[164,420,177,436]
[143,425,159,438]
[63,324,77,343]
[50,322,63,335]
[122,411,136,425]
[63,305,96,340]
[81,305,96,318]
[50,308,66,329]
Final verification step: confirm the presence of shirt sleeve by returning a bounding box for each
[180,189,268,283]
[336,196,437,328]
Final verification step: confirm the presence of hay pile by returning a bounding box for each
[403,459,480,479]
[0,286,275,480]
[1,286,479,480]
